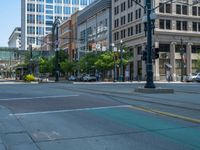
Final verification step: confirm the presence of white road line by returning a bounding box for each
[14,105,131,116]
[0,95,79,101]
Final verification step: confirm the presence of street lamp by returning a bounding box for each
[180,38,185,82]
[144,0,156,88]
[28,45,33,74]
[52,18,61,82]
[119,40,123,82]
[112,43,117,82]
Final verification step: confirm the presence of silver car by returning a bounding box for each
[82,74,96,81]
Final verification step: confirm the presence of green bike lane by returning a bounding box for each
[14,105,200,150]
[88,106,200,150]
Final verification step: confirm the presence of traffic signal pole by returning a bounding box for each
[144,0,155,88]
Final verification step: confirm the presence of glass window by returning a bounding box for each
[192,6,197,16]
[64,7,71,14]
[176,21,181,30]
[46,21,53,26]
[46,10,53,14]
[182,5,188,15]
[46,0,53,3]
[27,14,35,24]
[46,15,53,20]
[64,0,71,4]
[159,19,165,29]
[27,3,35,12]
[192,22,197,31]
[166,20,171,29]
[159,3,164,13]
[166,4,171,13]
[198,23,200,32]
[36,4,44,12]
[46,5,53,9]
[80,0,87,5]
[36,27,44,35]
[55,6,62,14]
[182,21,187,30]
[159,44,170,52]
[198,7,200,16]
[55,0,62,3]
[176,5,181,14]
[27,37,35,45]
[27,26,35,34]
[72,0,79,4]
[37,15,44,24]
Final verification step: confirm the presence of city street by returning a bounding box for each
[0,82,200,150]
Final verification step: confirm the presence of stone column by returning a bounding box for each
[142,45,146,80]
[153,59,160,80]
[186,43,192,75]
[133,47,138,80]
[170,42,176,81]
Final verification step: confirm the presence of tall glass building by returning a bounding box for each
[21,0,95,50]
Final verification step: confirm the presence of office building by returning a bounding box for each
[21,0,95,50]
[77,0,112,59]
[8,27,21,50]
[112,0,200,81]
[59,11,78,61]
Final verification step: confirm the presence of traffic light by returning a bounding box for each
[142,50,147,61]
[153,48,159,59]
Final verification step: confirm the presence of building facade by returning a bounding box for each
[112,0,200,81]
[59,11,78,61]
[21,0,95,50]
[41,33,53,51]
[8,27,21,50]
[77,0,112,59]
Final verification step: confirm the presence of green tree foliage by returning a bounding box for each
[60,59,74,75]
[197,52,200,72]
[77,52,99,73]
[39,57,52,74]
[94,51,114,72]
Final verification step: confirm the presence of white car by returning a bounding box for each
[82,74,96,81]
[195,73,200,82]
[185,73,200,82]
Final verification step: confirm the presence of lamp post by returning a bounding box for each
[28,45,33,74]
[180,38,184,82]
[112,43,117,82]
[119,40,123,82]
[144,0,155,88]
[52,18,61,82]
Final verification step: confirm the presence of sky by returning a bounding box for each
[0,0,21,47]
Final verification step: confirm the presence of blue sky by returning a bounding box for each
[0,1,21,47]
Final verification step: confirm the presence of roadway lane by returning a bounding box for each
[15,105,200,150]
[0,83,200,150]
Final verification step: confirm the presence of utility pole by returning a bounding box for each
[144,0,155,88]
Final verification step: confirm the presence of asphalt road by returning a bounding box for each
[0,82,200,150]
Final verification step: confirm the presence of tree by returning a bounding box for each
[197,52,200,72]
[77,52,99,74]
[60,59,74,76]
[94,51,114,73]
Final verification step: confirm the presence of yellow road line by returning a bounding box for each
[129,106,200,124]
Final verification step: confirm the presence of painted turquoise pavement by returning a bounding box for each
[89,107,200,150]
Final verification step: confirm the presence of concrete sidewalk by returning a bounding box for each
[0,106,39,150]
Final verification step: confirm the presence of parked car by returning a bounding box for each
[185,73,200,82]
[68,75,77,81]
[195,73,200,82]
[82,74,96,81]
